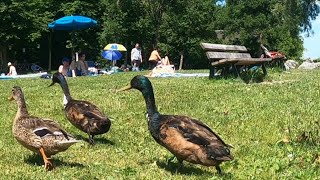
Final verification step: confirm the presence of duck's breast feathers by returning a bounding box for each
[158,115,233,162]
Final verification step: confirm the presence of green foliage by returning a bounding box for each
[0,0,319,69]
[159,0,217,68]
[0,0,54,47]
[216,0,319,59]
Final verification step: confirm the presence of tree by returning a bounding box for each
[0,0,56,64]
[215,0,320,59]
[0,0,319,71]
[140,0,174,47]
[158,0,217,68]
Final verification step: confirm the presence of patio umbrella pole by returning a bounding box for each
[125,41,128,66]
[48,15,98,71]
[48,31,52,71]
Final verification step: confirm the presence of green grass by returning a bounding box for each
[1,69,320,179]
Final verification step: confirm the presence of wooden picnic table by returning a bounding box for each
[201,43,272,79]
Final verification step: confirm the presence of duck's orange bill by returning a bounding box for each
[116,85,132,92]
[8,95,14,101]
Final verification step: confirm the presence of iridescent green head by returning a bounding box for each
[118,75,158,114]
[48,72,65,87]
[117,75,153,92]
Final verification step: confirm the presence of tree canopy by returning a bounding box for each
[0,0,319,70]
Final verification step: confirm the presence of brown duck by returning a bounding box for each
[118,75,233,174]
[9,86,80,170]
[49,72,111,144]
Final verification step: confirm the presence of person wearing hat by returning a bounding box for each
[7,62,17,76]
[58,57,72,77]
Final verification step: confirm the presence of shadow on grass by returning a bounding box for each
[156,160,211,176]
[239,69,269,84]
[156,159,233,178]
[75,135,115,145]
[25,154,85,168]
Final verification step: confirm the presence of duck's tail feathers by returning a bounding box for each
[57,139,82,146]
[207,145,234,161]
[215,154,234,161]
[226,144,234,148]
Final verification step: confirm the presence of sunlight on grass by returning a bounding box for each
[1,69,320,179]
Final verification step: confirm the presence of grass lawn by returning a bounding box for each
[1,69,320,179]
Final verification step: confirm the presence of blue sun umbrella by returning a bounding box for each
[47,15,98,70]
[48,15,97,30]
[102,50,122,61]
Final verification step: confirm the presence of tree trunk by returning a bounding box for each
[179,52,184,70]
[154,23,160,46]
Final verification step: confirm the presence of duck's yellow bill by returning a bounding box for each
[116,85,132,92]
[8,95,14,101]
[48,82,55,87]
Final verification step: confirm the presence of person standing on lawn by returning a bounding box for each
[131,43,142,71]
[148,47,161,70]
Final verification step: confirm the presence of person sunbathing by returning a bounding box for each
[146,55,175,77]
[7,62,17,76]
[161,55,171,65]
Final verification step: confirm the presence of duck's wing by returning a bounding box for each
[66,100,106,120]
[40,119,73,139]
[21,116,72,140]
[187,117,232,148]
[160,115,233,161]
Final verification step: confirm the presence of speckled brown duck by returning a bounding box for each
[9,86,80,170]
[49,72,111,145]
[117,75,233,174]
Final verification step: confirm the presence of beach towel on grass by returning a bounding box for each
[151,73,209,78]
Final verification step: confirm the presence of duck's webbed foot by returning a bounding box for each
[167,156,175,165]
[39,147,54,171]
[175,158,183,174]
[44,158,54,171]
[215,165,223,174]
[88,134,95,145]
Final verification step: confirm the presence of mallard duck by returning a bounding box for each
[49,72,111,144]
[8,86,80,170]
[117,75,233,174]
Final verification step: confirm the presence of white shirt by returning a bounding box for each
[8,66,17,76]
[131,48,142,61]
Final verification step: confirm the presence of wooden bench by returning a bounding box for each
[201,43,272,79]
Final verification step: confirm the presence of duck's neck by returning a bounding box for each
[141,88,158,117]
[15,96,29,119]
[58,79,72,102]
[141,87,162,139]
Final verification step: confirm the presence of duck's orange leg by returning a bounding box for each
[39,147,54,170]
